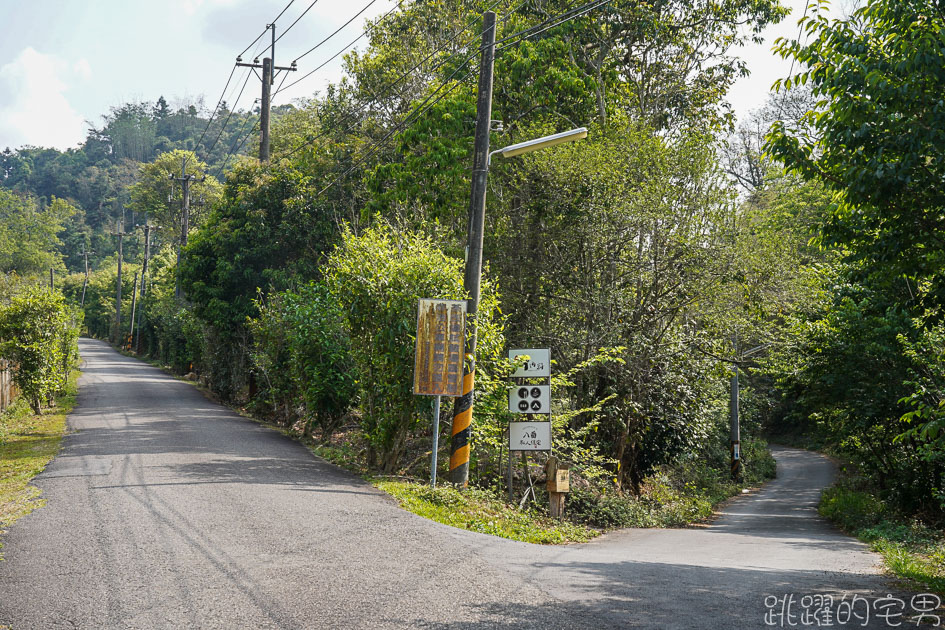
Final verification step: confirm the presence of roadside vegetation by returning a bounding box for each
[2,0,944,569]
[0,279,81,552]
[820,467,945,595]
[0,370,79,551]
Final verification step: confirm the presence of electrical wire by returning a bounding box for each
[205,67,255,157]
[270,0,321,50]
[273,0,405,97]
[238,0,297,59]
[291,0,381,64]
[215,114,261,180]
[273,0,514,158]
[282,0,614,199]
[301,52,480,199]
[195,64,237,152]
[495,0,613,51]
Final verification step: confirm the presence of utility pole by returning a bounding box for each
[236,23,296,162]
[170,157,204,299]
[49,268,54,290]
[135,221,154,353]
[128,271,139,349]
[450,11,496,488]
[728,339,771,480]
[730,348,740,480]
[110,219,126,343]
[80,246,94,307]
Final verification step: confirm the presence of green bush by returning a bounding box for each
[0,286,79,414]
[250,282,356,436]
[325,224,504,472]
[819,485,885,532]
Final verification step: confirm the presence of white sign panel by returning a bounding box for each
[509,348,550,378]
[509,422,552,451]
[509,384,550,414]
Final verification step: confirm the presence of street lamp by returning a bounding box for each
[489,127,588,162]
[450,124,589,487]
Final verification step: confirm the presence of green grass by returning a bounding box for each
[820,483,945,594]
[376,480,599,544]
[567,449,777,530]
[0,370,80,552]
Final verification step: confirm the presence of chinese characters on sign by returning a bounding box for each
[413,299,466,397]
[509,348,550,377]
[509,422,552,451]
[763,592,941,627]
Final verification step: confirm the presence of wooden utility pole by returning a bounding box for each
[450,11,496,488]
[236,23,296,162]
[49,268,54,290]
[170,158,204,299]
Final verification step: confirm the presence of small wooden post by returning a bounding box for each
[545,456,570,519]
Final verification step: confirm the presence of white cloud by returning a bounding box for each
[0,47,87,150]
[179,0,238,16]
[73,58,92,81]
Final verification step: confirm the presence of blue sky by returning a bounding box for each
[0,0,826,152]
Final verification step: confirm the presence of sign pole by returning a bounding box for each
[413,298,467,488]
[431,395,441,487]
[507,423,513,501]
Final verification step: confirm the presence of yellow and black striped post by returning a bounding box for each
[449,363,475,484]
[450,10,496,487]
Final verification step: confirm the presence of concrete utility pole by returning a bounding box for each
[135,222,153,353]
[450,11,497,488]
[170,157,205,299]
[730,356,740,480]
[80,246,94,307]
[110,219,126,343]
[236,23,296,162]
[128,271,139,349]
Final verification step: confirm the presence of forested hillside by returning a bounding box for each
[2,0,943,557]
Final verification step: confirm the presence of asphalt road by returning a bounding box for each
[0,339,917,629]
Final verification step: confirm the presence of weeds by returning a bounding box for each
[0,369,79,552]
[819,473,945,595]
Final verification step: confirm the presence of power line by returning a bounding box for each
[495,0,613,51]
[239,0,298,59]
[215,114,261,180]
[291,0,382,64]
[303,52,480,199]
[292,0,614,198]
[274,0,514,158]
[204,68,255,157]
[199,9,280,158]
[195,64,237,152]
[273,0,405,97]
[269,0,321,52]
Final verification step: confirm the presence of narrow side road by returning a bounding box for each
[465,447,912,629]
[0,339,912,629]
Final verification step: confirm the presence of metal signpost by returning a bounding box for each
[508,421,552,450]
[414,299,467,487]
[507,348,552,502]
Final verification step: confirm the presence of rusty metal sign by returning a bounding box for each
[414,299,467,397]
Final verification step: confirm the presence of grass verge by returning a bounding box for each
[820,479,945,594]
[0,369,80,553]
[376,480,598,544]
